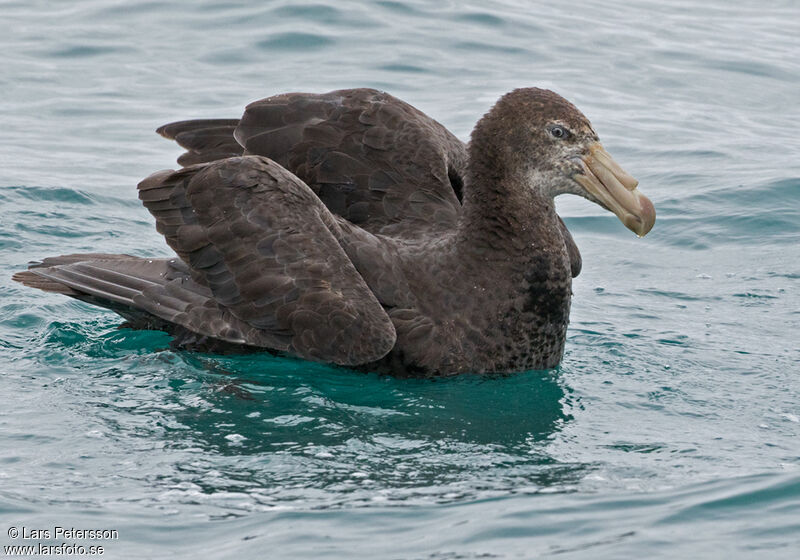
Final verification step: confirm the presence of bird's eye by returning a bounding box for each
[549,125,569,139]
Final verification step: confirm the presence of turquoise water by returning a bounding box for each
[1,0,799,557]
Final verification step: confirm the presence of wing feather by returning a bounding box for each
[137,155,397,365]
[233,88,468,237]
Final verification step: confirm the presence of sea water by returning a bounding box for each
[1,0,798,557]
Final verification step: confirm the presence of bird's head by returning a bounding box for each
[472,88,655,237]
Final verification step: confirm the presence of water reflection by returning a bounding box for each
[22,284,584,509]
[177,353,571,447]
[123,350,585,507]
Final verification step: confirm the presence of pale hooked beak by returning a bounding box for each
[573,143,655,237]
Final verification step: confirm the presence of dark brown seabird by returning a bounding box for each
[13,88,655,377]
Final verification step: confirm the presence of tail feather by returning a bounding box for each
[12,253,142,296]
[26,252,139,268]
[31,264,142,306]
[12,253,259,350]
[12,270,81,295]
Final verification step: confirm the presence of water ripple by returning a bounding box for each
[255,32,336,51]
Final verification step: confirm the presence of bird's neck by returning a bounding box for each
[456,148,561,259]
[445,149,573,372]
